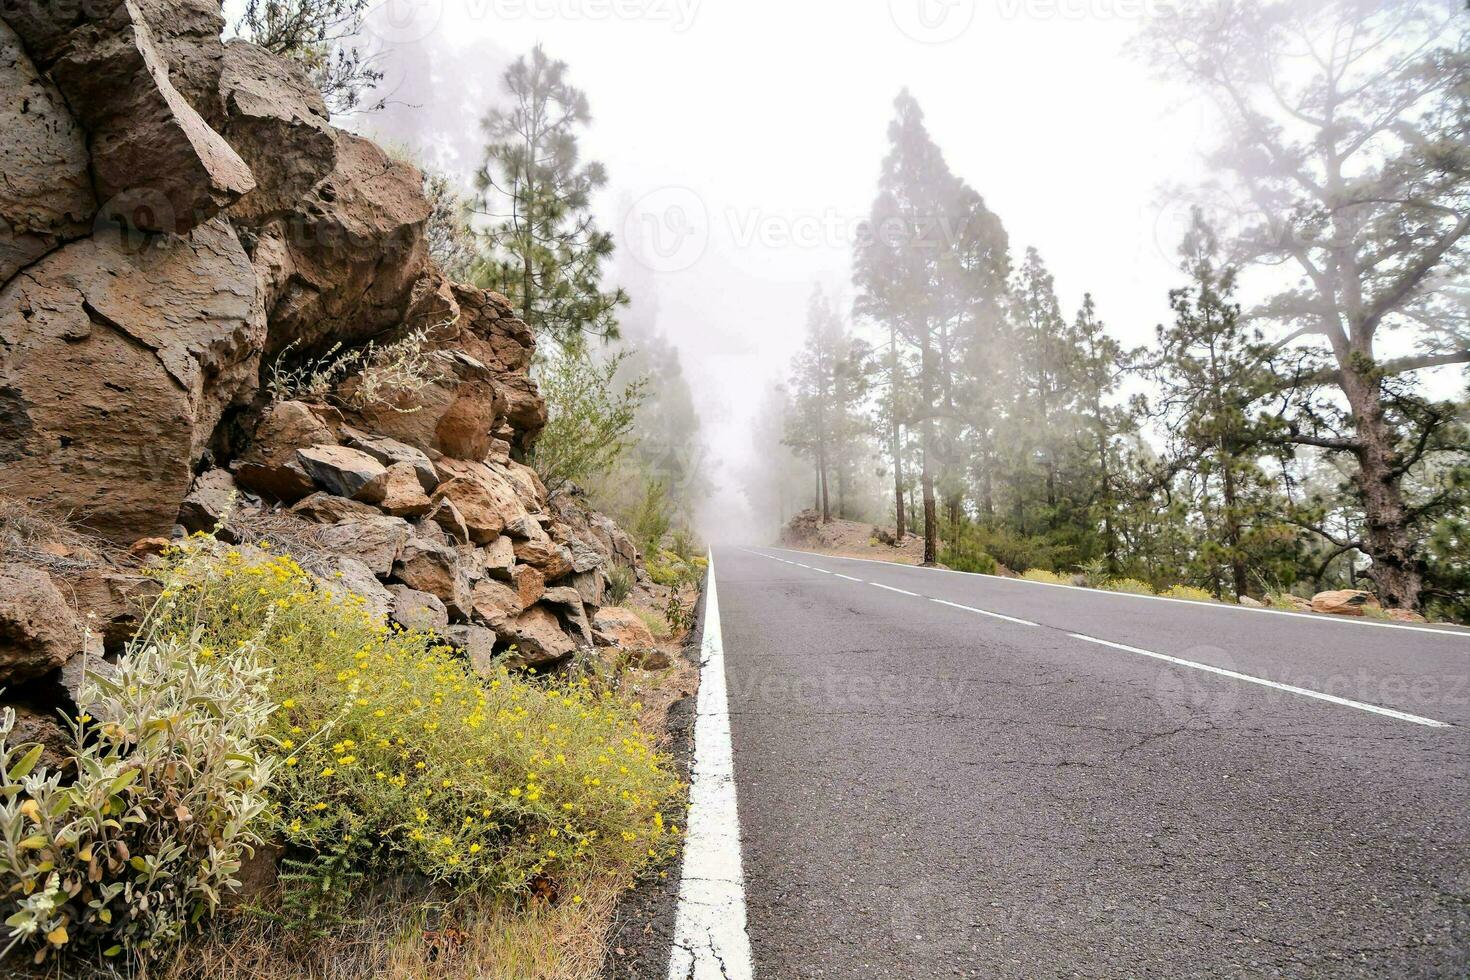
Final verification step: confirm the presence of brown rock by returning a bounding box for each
[377,463,433,518]
[178,468,242,536]
[541,587,592,647]
[434,383,499,461]
[392,534,470,617]
[129,537,172,558]
[481,536,516,579]
[388,585,448,633]
[248,129,431,361]
[18,0,256,234]
[314,515,411,577]
[0,19,95,283]
[217,39,334,224]
[510,564,546,609]
[317,557,394,620]
[514,536,575,582]
[290,492,379,524]
[499,605,575,668]
[235,401,336,503]
[0,219,265,541]
[4,703,73,773]
[429,477,510,544]
[425,496,471,544]
[445,623,496,676]
[469,579,525,630]
[0,567,86,684]
[296,445,388,501]
[341,426,438,493]
[592,607,656,650]
[1385,608,1429,624]
[570,568,608,608]
[1311,590,1375,617]
[56,568,155,655]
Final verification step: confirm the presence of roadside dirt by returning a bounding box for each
[778,510,927,565]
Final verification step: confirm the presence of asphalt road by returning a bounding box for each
[711,545,1470,978]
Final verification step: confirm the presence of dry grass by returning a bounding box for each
[0,496,128,574]
[158,877,621,980]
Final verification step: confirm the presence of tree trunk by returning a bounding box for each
[920,328,938,566]
[889,327,906,539]
[818,440,831,524]
[1340,365,1425,610]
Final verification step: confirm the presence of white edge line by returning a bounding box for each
[760,546,1470,641]
[929,597,1038,627]
[1065,632,1451,728]
[870,582,919,597]
[667,552,756,980]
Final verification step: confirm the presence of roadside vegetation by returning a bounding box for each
[1,537,685,976]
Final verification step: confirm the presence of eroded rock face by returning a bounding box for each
[0,219,264,541]
[9,0,254,235]
[0,0,655,683]
[0,19,95,284]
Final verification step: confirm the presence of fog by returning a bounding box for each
[298,0,1219,536]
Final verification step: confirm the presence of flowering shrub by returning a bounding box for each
[0,639,274,964]
[1161,584,1220,603]
[1020,569,1070,585]
[1101,578,1156,596]
[146,541,680,908]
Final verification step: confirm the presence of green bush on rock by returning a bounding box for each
[0,639,275,964]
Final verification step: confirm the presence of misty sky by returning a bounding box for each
[227,0,1250,527]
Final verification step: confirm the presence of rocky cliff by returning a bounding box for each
[0,1,667,708]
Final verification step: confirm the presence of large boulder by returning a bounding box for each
[1311,590,1375,617]
[217,39,335,224]
[9,0,255,235]
[592,607,656,650]
[0,219,265,541]
[233,401,336,502]
[498,605,576,668]
[246,128,431,360]
[0,566,87,684]
[0,19,95,284]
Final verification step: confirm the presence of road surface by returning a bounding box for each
[696,545,1470,978]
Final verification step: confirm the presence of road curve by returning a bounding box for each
[710,545,1470,978]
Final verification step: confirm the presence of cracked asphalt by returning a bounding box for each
[712,546,1470,978]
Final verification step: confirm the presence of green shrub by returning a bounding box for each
[938,522,999,575]
[942,521,1069,574]
[1161,584,1217,603]
[606,565,634,605]
[1102,578,1156,596]
[669,528,697,563]
[146,542,679,913]
[633,607,671,640]
[646,554,698,589]
[1077,558,1110,589]
[1020,569,1071,585]
[0,637,275,964]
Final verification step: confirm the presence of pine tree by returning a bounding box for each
[853,91,969,564]
[473,45,627,347]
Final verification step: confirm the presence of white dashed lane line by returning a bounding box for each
[871,582,920,597]
[739,548,1452,729]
